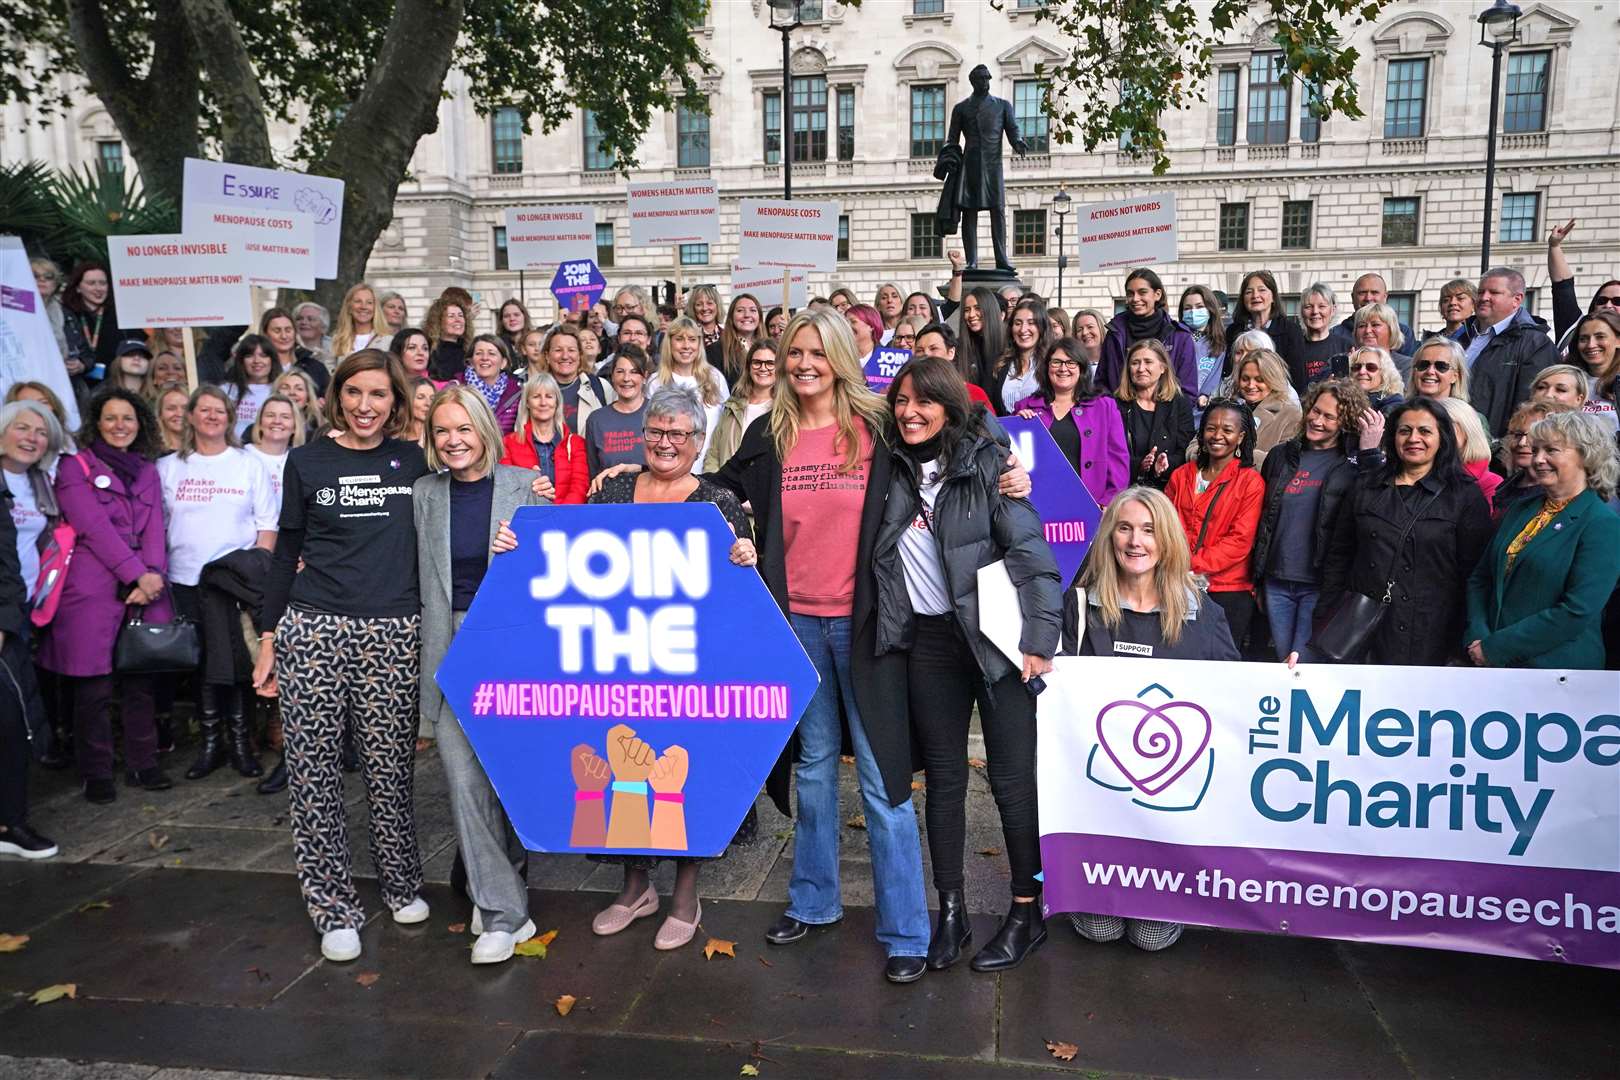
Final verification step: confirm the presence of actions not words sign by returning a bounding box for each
[1075,192,1178,274]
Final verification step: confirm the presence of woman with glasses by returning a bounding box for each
[585,386,758,952]
[1347,346,1406,415]
[1405,338,1471,404]
[1014,337,1129,508]
[706,342,776,474]
[1495,400,1575,516]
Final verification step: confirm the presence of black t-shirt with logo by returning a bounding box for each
[259,436,430,630]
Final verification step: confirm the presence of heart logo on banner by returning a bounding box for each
[1095,693,1212,796]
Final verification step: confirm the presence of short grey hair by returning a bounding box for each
[645,386,707,446]
[1482,266,1526,296]
[0,399,65,474]
[1408,336,1471,404]
[613,285,652,313]
[1303,282,1337,307]
[1354,301,1406,353]
[292,301,331,332]
[1530,409,1619,500]
[1230,328,1275,358]
[1532,363,1591,403]
[520,371,565,438]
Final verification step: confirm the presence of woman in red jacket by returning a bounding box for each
[1164,397,1265,653]
[500,373,588,504]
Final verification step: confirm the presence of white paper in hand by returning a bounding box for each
[975,560,1025,668]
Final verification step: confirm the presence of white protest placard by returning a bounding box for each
[182,158,344,279]
[108,235,253,328]
[731,262,807,308]
[0,237,80,427]
[737,199,839,272]
[504,205,597,270]
[189,203,315,289]
[1075,192,1178,273]
[627,180,720,247]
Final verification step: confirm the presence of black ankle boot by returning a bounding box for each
[340,723,359,773]
[185,684,226,780]
[154,713,175,754]
[927,889,973,970]
[224,686,262,778]
[970,898,1047,973]
[256,757,287,794]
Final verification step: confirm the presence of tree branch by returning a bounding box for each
[179,0,274,167]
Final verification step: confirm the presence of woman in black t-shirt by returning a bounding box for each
[252,349,432,966]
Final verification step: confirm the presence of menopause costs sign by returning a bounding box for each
[1037,659,1620,968]
[436,504,819,857]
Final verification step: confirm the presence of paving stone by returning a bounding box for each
[0,867,327,1007]
[96,825,288,873]
[0,1055,159,1080]
[0,861,152,934]
[1338,940,1620,1079]
[619,899,1000,1060]
[997,924,1407,1078]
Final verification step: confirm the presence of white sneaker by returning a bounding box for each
[321,928,362,962]
[471,919,536,965]
[392,896,430,924]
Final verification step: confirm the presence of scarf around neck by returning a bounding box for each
[91,439,147,493]
[462,366,510,412]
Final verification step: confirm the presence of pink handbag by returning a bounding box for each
[29,455,89,628]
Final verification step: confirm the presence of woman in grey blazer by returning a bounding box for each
[413,386,548,965]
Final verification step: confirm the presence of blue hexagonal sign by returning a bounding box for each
[435,502,818,857]
[999,416,1102,587]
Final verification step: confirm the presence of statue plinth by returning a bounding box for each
[962,266,1027,295]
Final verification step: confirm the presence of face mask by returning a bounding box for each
[1183,308,1210,331]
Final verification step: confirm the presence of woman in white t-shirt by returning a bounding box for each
[222,334,277,439]
[246,394,305,508]
[157,386,278,782]
[645,316,728,454]
[0,400,65,605]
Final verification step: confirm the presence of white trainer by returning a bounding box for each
[471,919,536,965]
[321,928,362,962]
[392,896,430,924]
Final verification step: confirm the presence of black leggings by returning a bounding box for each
[908,613,1041,898]
[1208,590,1255,654]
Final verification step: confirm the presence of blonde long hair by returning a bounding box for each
[657,316,726,407]
[1078,486,1193,646]
[330,282,382,358]
[769,308,889,472]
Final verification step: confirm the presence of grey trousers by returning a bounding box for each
[437,610,530,933]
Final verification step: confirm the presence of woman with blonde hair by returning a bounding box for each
[1353,301,1410,375]
[500,372,587,504]
[718,293,763,384]
[1435,396,1502,509]
[155,384,190,454]
[1530,363,1592,410]
[1114,338,1194,489]
[1405,337,1471,404]
[646,316,728,442]
[1231,348,1300,460]
[330,283,392,359]
[272,369,325,436]
[705,340,776,474]
[1059,485,1236,951]
[425,297,474,382]
[684,285,724,362]
[1346,345,1406,415]
[378,291,409,335]
[710,307,1029,984]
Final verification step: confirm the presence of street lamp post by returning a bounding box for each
[767,0,805,200]
[1477,0,1522,275]
[1051,188,1072,308]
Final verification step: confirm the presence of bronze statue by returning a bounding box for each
[936,64,1028,275]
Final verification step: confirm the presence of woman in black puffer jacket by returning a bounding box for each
[872,355,1062,977]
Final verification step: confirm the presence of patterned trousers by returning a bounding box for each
[277,608,423,933]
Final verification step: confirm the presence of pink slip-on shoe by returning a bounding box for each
[592,885,659,936]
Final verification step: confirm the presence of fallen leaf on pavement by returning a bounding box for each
[76,900,111,913]
[514,938,548,958]
[535,928,559,948]
[554,994,576,1016]
[845,814,866,830]
[447,923,466,934]
[148,832,168,851]
[967,757,987,769]
[740,1066,760,1077]
[704,937,736,960]
[1045,1039,1079,1061]
[30,983,76,1005]
[355,972,380,988]
[757,956,773,968]
[0,934,29,952]
[839,755,854,764]
[245,966,271,982]
[977,847,1002,856]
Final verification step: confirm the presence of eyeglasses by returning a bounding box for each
[1414,360,1451,373]
[1507,430,1533,443]
[643,427,696,446]
[1048,359,1081,371]
[1352,362,1382,373]
[1597,295,1620,307]
[749,358,777,370]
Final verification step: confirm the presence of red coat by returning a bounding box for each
[501,419,588,504]
[1164,456,1265,594]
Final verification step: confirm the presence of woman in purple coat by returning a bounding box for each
[1015,336,1129,507]
[38,387,173,803]
[452,334,522,435]
[1095,269,1199,398]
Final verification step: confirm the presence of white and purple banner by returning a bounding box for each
[1038,658,1620,968]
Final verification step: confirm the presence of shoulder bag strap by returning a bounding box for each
[1191,479,1228,554]
[1376,487,1444,603]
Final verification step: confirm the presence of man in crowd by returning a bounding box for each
[1467,266,1560,437]
[1337,272,1416,345]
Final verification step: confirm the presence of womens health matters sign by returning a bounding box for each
[436,504,818,857]
[1038,658,1620,968]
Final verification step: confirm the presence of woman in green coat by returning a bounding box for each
[1465,410,1620,670]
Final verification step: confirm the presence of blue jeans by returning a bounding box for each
[1264,580,1319,661]
[786,613,929,958]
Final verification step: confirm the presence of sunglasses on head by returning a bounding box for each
[1414,359,1451,373]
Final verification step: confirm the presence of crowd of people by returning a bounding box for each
[1,218,1617,984]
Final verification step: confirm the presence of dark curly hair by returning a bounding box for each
[1298,377,1371,450]
[78,385,164,461]
[1196,396,1257,470]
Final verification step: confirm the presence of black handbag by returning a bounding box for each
[114,608,201,675]
[1310,488,1442,663]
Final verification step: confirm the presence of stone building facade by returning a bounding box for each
[6,1,1617,333]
